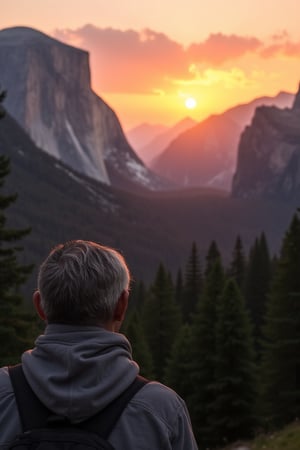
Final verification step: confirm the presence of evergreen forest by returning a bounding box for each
[124,218,300,448]
[1,90,300,448]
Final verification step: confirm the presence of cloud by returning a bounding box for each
[257,30,300,58]
[270,30,290,42]
[261,39,300,58]
[172,67,261,89]
[187,33,262,65]
[53,26,266,94]
[54,25,187,93]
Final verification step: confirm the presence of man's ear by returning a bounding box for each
[33,290,47,321]
[113,289,129,324]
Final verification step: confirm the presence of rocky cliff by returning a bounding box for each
[232,86,300,201]
[0,26,166,191]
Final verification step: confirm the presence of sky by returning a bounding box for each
[1,0,300,129]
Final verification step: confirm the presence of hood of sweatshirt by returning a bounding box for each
[21,324,139,422]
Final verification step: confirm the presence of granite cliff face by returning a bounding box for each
[232,87,300,201]
[0,26,166,191]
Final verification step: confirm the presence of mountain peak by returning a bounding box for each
[0,26,86,54]
[0,26,51,42]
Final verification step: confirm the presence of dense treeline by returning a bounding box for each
[124,215,300,448]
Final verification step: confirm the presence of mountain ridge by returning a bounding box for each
[127,116,197,164]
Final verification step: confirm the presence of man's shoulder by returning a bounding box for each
[109,380,197,449]
[136,380,181,400]
[130,380,187,417]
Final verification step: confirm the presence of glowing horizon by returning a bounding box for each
[1,0,300,128]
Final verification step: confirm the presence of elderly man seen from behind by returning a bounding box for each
[0,240,198,449]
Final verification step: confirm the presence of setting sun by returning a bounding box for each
[185,97,197,109]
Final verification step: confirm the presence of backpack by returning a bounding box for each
[8,364,148,449]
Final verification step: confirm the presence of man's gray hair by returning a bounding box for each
[37,240,131,325]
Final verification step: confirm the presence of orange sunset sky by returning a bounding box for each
[1,0,300,129]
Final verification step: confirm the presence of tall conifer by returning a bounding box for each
[244,233,271,356]
[188,258,225,446]
[175,268,183,305]
[123,310,154,378]
[211,279,257,446]
[164,324,193,401]
[229,235,246,289]
[127,279,147,313]
[182,242,202,322]
[142,263,181,380]
[205,240,221,277]
[261,213,300,427]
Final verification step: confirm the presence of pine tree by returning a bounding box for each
[229,235,246,289]
[205,240,221,277]
[261,213,300,427]
[142,263,181,380]
[188,258,225,447]
[0,92,34,364]
[211,279,257,446]
[244,233,271,356]
[175,268,183,305]
[127,279,147,313]
[164,324,193,401]
[182,242,202,322]
[123,310,154,378]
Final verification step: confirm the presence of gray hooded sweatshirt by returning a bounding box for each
[0,324,198,449]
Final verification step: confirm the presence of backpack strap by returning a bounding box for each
[82,374,148,437]
[9,364,51,431]
[9,364,148,438]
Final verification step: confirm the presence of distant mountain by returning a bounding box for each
[151,115,241,190]
[126,123,168,155]
[232,86,300,201]
[130,117,197,164]
[224,91,294,127]
[151,92,294,191]
[0,26,168,192]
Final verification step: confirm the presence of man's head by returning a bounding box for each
[34,240,131,328]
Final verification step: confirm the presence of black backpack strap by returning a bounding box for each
[9,364,148,439]
[82,374,148,437]
[8,364,51,431]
